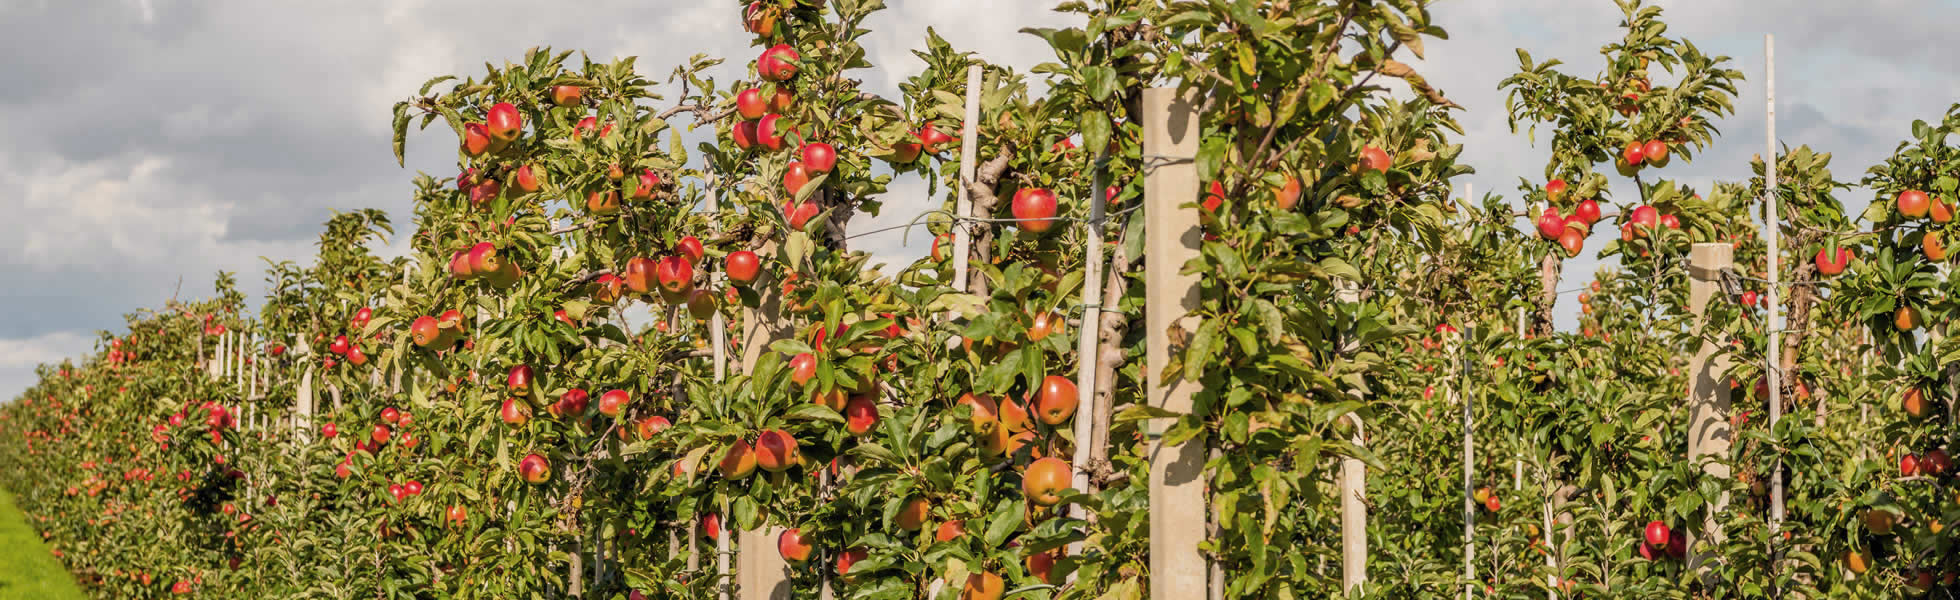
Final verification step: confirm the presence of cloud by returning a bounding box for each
[3,0,1957,401]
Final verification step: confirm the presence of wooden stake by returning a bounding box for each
[1686,242,1735,577]
[1069,150,1109,568]
[950,64,981,296]
[1142,87,1208,600]
[1336,282,1367,593]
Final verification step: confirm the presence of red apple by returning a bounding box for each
[756,114,790,151]
[726,250,761,284]
[783,161,812,196]
[676,236,705,266]
[518,453,551,484]
[1572,198,1601,225]
[735,88,768,120]
[1358,146,1391,173]
[500,398,530,426]
[410,316,442,347]
[789,353,817,386]
[513,164,543,193]
[1535,210,1566,240]
[1644,521,1670,548]
[507,365,533,396]
[597,389,630,417]
[1629,205,1659,232]
[1622,141,1646,166]
[462,123,492,157]
[630,169,662,201]
[321,423,337,438]
[802,143,837,175]
[783,200,820,229]
[731,120,758,151]
[1546,179,1568,202]
[624,257,655,295]
[758,44,800,81]
[844,394,878,436]
[686,289,717,320]
[1011,188,1060,233]
[655,256,695,298]
[777,528,813,563]
[486,102,522,143]
[1900,190,1932,219]
[1815,246,1853,276]
[466,242,501,276]
[1035,375,1078,425]
[550,85,582,107]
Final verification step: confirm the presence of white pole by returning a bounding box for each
[950,65,981,295]
[1068,153,1108,570]
[706,170,731,600]
[1458,328,1473,600]
[1763,33,1784,529]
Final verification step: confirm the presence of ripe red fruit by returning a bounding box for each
[550,85,582,107]
[631,169,662,201]
[895,496,931,531]
[735,88,768,120]
[1011,188,1060,233]
[718,440,758,479]
[655,256,695,298]
[755,429,799,472]
[1926,448,1952,476]
[802,143,838,175]
[1814,246,1853,276]
[380,407,401,425]
[783,160,812,196]
[1741,290,1759,307]
[1659,214,1681,229]
[556,389,590,418]
[1358,146,1391,173]
[889,137,922,163]
[500,398,531,426]
[1535,210,1566,240]
[329,335,351,356]
[1546,179,1568,202]
[1902,454,1920,476]
[788,353,818,386]
[462,123,493,157]
[1558,228,1585,257]
[1622,141,1646,166]
[464,243,500,277]
[758,44,800,81]
[1035,375,1079,425]
[700,513,722,540]
[1273,176,1302,211]
[507,365,533,396]
[917,123,955,154]
[1023,457,1072,506]
[731,120,759,150]
[934,520,966,542]
[1629,205,1660,232]
[844,394,879,436]
[1900,190,1932,219]
[597,389,631,417]
[777,528,814,563]
[963,571,1005,600]
[725,250,761,284]
[1027,550,1059,583]
[1573,199,1601,225]
[405,480,424,496]
[575,116,601,139]
[486,102,522,143]
[321,423,337,438]
[446,505,466,525]
[1644,521,1670,548]
[410,316,442,347]
[675,236,705,266]
[783,199,820,229]
[518,454,551,484]
[743,2,777,36]
[836,547,869,580]
[624,257,655,295]
[635,416,671,440]
[370,424,391,445]
[1642,140,1668,164]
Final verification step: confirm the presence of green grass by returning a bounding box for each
[0,490,87,600]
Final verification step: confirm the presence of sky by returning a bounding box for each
[3,0,1958,401]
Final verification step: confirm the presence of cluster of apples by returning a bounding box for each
[331,406,420,479]
[716,429,800,479]
[1616,204,1683,257]
[602,241,721,320]
[447,242,523,288]
[1534,179,1606,256]
[408,310,470,350]
[1897,446,1952,479]
[1615,139,1672,176]
[1897,189,1953,262]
